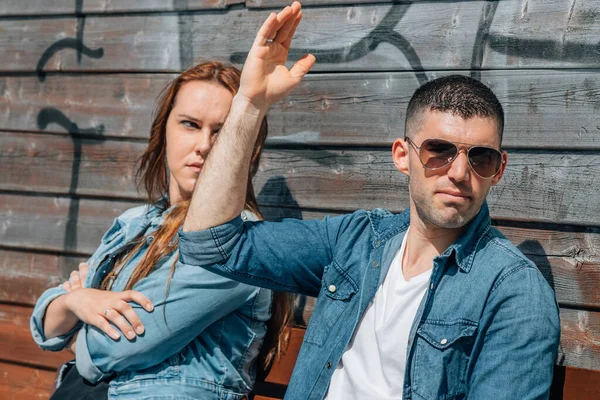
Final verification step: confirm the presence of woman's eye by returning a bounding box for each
[181,120,199,129]
[212,129,221,136]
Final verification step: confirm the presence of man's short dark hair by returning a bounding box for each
[405,75,504,143]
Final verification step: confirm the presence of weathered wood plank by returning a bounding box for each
[246,0,406,8]
[0,132,144,199]
[562,367,600,400]
[1,195,599,310]
[0,362,56,400]
[0,194,139,254]
[3,70,600,148]
[559,308,600,371]
[0,2,486,73]
[484,0,600,69]
[0,304,71,369]
[254,148,600,227]
[270,69,600,148]
[500,225,600,311]
[4,1,600,73]
[3,133,600,226]
[0,74,174,139]
[0,250,83,306]
[0,0,243,16]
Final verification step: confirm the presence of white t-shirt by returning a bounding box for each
[325,231,432,400]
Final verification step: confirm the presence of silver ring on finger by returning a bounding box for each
[265,38,274,44]
[104,308,112,316]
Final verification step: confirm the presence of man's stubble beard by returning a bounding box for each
[408,176,488,230]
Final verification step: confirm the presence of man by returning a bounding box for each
[179,3,560,399]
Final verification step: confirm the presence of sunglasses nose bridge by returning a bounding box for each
[447,148,471,176]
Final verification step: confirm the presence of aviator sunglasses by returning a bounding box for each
[405,137,504,179]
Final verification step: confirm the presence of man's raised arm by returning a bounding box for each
[183,2,315,232]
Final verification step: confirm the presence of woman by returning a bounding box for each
[31,61,292,399]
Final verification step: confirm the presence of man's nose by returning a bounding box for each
[447,150,470,182]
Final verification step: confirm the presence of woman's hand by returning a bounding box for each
[237,1,316,112]
[61,262,154,341]
[62,262,89,292]
[65,288,154,341]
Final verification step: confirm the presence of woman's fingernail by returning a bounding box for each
[147,303,154,311]
[136,326,145,335]
[112,332,120,340]
[127,331,135,339]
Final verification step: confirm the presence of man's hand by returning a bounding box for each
[183,1,314,232]
[237,1,315,112]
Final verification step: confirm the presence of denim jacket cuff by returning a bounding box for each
[75,325,112,383]
[179,215,244,266]
[30,287,82,351]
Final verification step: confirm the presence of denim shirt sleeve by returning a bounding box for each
[178,212,359,297]
[30,285,83,351]
[75,256,260,383]
[468,262,560,399]
[30,217,124,352]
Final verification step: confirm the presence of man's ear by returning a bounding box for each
[392,137,410,177]
[490,151,508,186]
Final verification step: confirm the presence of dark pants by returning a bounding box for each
[50,361,111,400]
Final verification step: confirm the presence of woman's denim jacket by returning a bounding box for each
[31,202,271,400]
[179,202,560,400]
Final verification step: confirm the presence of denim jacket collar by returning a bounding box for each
[370,201,492,274]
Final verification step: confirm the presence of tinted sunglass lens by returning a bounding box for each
[469,147,502,177]
[421,139,457,169]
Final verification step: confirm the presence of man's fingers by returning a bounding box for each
[62,281,72,291]
[123,290,154,312]
[290,54,316,80]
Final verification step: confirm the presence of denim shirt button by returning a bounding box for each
[326,362,332,369]
[374,240,381,248]
[430,283,435,290]
[440,338,448,345]
[328,285,337,293]
[371,261,379,268]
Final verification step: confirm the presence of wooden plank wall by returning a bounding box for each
[1,0,600,398]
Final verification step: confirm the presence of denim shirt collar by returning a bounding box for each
[122,197,174,243]
[371,201,492,274]
[442,202,491,273]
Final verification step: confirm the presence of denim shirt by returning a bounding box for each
[31,202,271,400]
[179,202,560,400]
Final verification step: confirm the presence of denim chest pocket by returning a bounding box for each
[303,261,358,347]
[412,320,478,400]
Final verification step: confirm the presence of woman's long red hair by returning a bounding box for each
[101,61,292,373]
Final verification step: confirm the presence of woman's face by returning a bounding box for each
[165,80,234,204]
